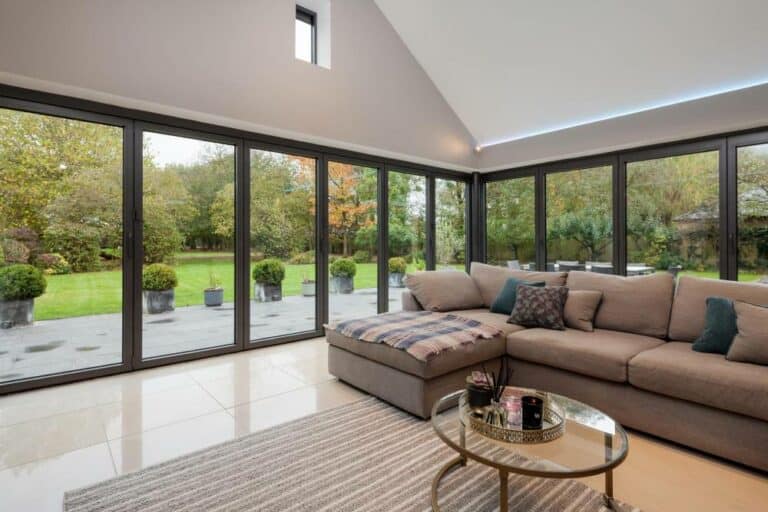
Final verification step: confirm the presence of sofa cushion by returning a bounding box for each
[506,328,664,382]
[489,277,545,315]
[563,290,603,332]
[508,285,568,330]
[691,297,738,354]
[470,262,567,307]
[566,271,674,338]
[668,276,768,342]
[727,301,768,366]
[404,270,483,312]
[629,342,768,422]
[326,309,516,379]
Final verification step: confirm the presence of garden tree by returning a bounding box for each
[547,167,613,262]
[210,151,315,259]
[435,180,466,264]
[388,172,424,259]
[169,145,235,250]
[485,178,535,264]
[0,108,122,236]
[328,163,376,257]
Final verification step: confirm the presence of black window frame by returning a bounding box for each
[296,5,317,65]
[0,83,470,395]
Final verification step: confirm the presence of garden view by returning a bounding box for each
[486,152,768,281]
[1,105,766,382]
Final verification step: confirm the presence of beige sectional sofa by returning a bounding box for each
[326,262,768,471]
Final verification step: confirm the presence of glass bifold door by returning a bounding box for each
[0,106,470,392]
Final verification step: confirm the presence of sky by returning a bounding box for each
[144,132,232,168]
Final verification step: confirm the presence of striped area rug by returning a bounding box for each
[64,397,640,512]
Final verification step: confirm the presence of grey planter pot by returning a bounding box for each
[331,276,354,294]
[254,282,283,302]
[301,281,316,297]
[204,288,224,307]
[143,289,175,314]
[0,299,34,328]
[388,272,405,288]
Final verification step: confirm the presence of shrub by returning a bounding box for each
[36,253,71,275]
[4,227,40,259]
[388,257,407,274]
[43,224,101,272]
[142,263,178,291]
[142,211,182,264]
[329,255,341,265]
[1,239,30,264]
[0,243,4,266]
[252,258,285,285]
[353,250,370,264]
[0,264,47,301]
[330,258,356,278]
[289,250,315,265]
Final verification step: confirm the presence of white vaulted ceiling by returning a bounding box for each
[374,0,768,148]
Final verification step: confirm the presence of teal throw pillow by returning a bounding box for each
[490,277,545,315]
[692,297,738,355]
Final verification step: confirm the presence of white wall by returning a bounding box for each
[478,83,768,172]
[0,0,476,170]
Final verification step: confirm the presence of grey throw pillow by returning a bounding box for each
[508,285,569,330]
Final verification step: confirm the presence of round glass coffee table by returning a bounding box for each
[431,389,628,512]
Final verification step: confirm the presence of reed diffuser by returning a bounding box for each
[480,358,512,426]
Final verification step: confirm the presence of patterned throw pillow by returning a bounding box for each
[508,285,569,330]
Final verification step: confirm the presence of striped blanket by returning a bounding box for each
[327,311,502,362]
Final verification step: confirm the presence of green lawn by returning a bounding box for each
[35,254,385,321]
[32,255,765,321]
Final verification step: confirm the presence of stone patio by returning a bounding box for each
[0,288,404,383]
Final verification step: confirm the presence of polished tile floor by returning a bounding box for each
[0,338,766,512]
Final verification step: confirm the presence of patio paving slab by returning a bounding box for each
[0,288,404,383]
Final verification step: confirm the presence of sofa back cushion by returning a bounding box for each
[669,276,768,342]
[404,270,484,312]
[566,271,674,338]
[727,301,768,365]
[469,262,567,307]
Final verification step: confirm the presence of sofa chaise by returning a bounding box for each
[327,262,768,471]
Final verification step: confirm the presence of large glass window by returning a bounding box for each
[547,166,613,273]
[328,162,378,321]
[485,177,536,269]
[435,178,467,269]
[736,144,768,282]
[0,108,123,383]
[250,149,317,339]
[141,132,236,359]
[626,151,720,277]
[387,171,426,311]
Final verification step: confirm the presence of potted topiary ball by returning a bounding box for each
[0,264,47,328]
[142,263,178,314]
[388,257,408,288]
[330,258,356,294]
[204,272,224,307]
[252,258,285,302]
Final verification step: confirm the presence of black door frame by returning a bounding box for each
[245,140,326,346]
[132,122,245,370]
[726,131,768,280]
[0,97,135,393]
[0,83,470,395]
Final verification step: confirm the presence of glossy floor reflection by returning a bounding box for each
[1,338,766,512]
